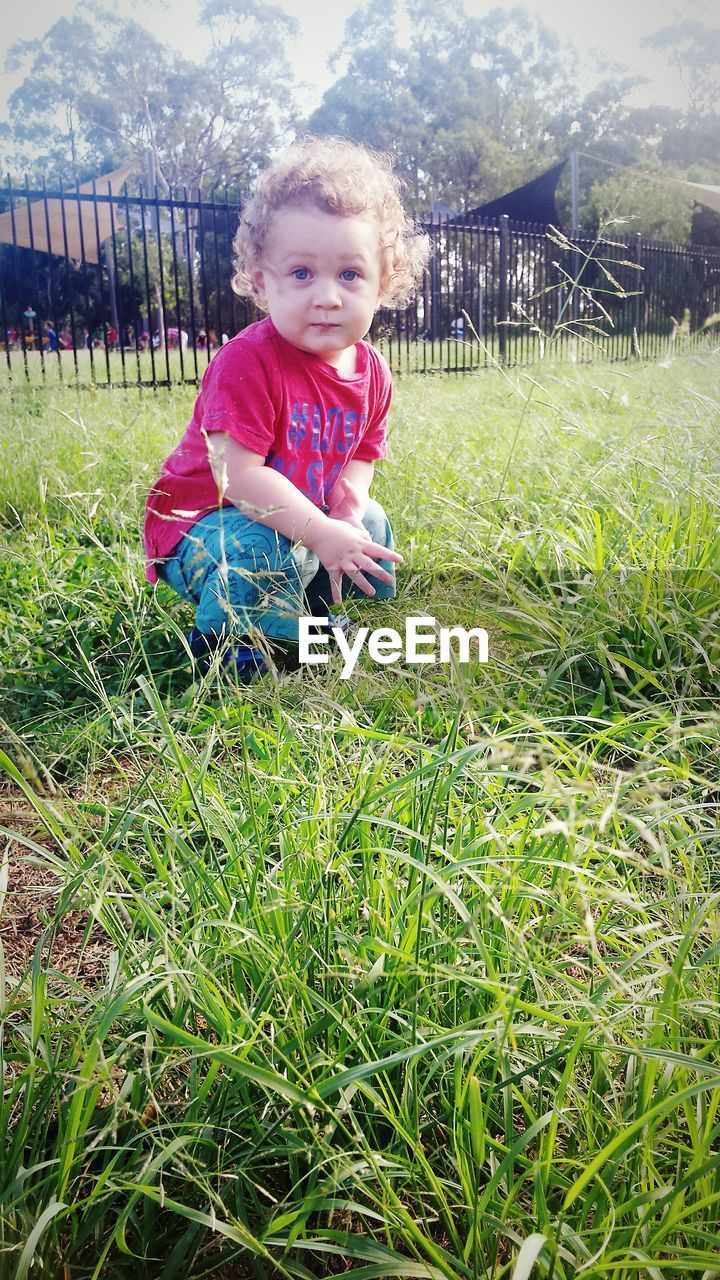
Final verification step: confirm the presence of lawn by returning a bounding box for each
[1,349,719,1278]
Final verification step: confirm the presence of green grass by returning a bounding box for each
[1,347,719,1279]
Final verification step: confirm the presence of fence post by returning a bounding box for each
[633,232,643,357]
[498,213,509,365]
[428,208,440,347]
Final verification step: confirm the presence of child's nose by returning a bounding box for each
[313,276,342,308]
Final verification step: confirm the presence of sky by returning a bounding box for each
[0,0,715,124]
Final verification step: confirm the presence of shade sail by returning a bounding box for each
[0,164,135,264]
[462,162,566,226]
[675,180,720,215]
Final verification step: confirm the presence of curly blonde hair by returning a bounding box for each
[231,137,430,309]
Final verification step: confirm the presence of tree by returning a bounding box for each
[2,1,300,192]
[3,16,109,181]
[308,0,585,213]
[584,169,695,245]
[642,18,720,118]
[1,1,302,348]
[306,0,429,205]
[195,0,300,192]
[559,14,720,240]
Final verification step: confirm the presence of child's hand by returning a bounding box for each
[326,476,367,532]
[309,519,403,605]
[327,476,366,529]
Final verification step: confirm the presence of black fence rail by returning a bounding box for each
[1,180,719,388]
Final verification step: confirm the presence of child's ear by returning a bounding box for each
[377,255,392,310]
[253,270,268,307]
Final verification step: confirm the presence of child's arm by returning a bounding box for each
[218,435,401,604]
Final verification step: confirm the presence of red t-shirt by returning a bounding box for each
[144,317,392,582]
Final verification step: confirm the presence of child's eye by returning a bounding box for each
[291,268,310,281]
[340,269,361,282]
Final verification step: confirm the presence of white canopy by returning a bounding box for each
[0,164,135,264]
[675,181,720,216]
[582,153,720,219]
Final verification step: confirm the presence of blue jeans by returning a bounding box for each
[159,499,396,644]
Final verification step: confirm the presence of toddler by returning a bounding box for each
[144,137,429,677]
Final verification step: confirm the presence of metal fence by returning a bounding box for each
[1,180,719,388]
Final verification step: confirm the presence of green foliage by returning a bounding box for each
[3,0,720,243]
[584,171,695,244]
[3,2,298,190]
[307,0,720,236]
[1,350,720,1276]
[4,14,108,179]
[308,0,577,211]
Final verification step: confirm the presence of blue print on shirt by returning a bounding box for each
[339,411,363,453]
[324,461,343,495]
[310,404,323,451]
[323,407,343,453]
[305,459,323,502]
[306,459,345,504]
[288,403,309,449]
[293,404,366,454]
[282,404,373,500]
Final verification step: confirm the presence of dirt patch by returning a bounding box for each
[0,791,111,987]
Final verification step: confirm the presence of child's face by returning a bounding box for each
[253,205,384,368]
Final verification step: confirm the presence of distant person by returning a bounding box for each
[144,137,429,680]
[43,321,58,352]
[22,303,37,349]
